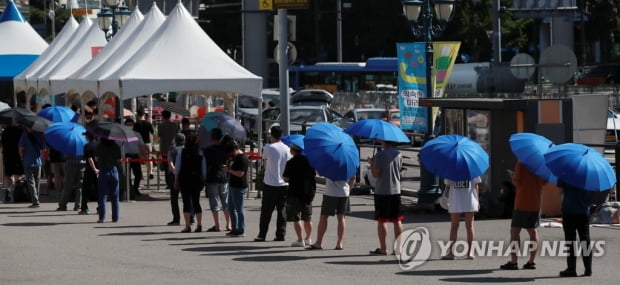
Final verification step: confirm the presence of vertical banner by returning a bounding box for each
[397,42,428,133]
[433,42,461,98]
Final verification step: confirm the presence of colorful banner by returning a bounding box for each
[397,42,428,133]
[397,42,460,134]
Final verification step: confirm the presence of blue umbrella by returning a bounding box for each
[44,122,87,156]
[544,143,616,191]
[281,134,305,154]
[419,134,489,181]
[213,113,247,141]
[344,119,410,143]
[38,106,79,123]
[282,134,305,149]
[303,123,359,181]
[509,133,557,184]
[201,112,221,131]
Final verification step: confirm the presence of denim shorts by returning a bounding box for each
[206,183,229,211]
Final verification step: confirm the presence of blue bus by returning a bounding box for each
[288,57,399,94]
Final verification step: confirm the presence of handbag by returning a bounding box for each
[439,187,450,210]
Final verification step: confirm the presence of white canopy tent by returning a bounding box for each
[98,2,262,100]
[68,4,164,98]
[26,17,93,96]
[66,8,144,97]
[38,18,108,96]
[13,16,78,95]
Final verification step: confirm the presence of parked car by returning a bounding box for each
[268,105,337,135]
[334,108,387,130]
[291,89,334,107]
[236,88,292,140]
[577,64,620,85]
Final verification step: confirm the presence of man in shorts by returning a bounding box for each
[370,139,403,255]
[500,161,546,270]
[306,176,355,250]
[283,143,316,247]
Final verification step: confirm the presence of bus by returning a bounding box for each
[288,57,399,94]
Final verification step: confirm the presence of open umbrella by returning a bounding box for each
[509,133,557,184]
[213,113,247,141]
[201,111,222,131]
[37,106,79,123]
[419,134,489,181]
[88,122,139,142]
[281,134,305,150]
[18,115,52,132]
[0,107,35,124]
[544,143,616,191]
[44,122,87,156]
[303,123,359,180]
[344,119,410,143]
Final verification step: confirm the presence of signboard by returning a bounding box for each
[260,0,309,10]
[72,9,93,16]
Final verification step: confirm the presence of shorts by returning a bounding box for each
[286,196,312,222]
[320,195,350,216]
[511,210,540,228]
[206,183,229,211]
[374,194,403,222]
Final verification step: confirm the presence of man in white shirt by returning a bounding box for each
[255,126,292,242]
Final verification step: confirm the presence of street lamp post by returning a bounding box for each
[403,0,454,207]
[97,0,131,42]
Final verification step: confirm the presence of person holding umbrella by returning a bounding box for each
[557,180,592,277]
[18,126,45,208]
[174,132,207,233]
[369,139,403,255]
[441,176,482,260]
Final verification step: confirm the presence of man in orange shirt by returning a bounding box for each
[500,161,546,270]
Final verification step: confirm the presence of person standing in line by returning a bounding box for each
[369,139,404,255]
[166,133,186,225]
[1,124,24,202]
[223,143,250,237]
[47,145,65,198]
[255,126,291,242]
[157,110,179,190]
[500,162,545,270]
[203,128,231,232]
[18,127,45,208]
[305,175,355,250]
[558,180,592,277]
[175,132,206,233]
[79,132,98,215]
[95,138,122,223]
[133,109,154,179]
[57,152,85,211]
[441,176,482,260]
[282,143,316,247]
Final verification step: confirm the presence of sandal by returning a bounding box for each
[523,261,536,270]
[206,226,221,232]
[369,248,387,255]
[305,244,323,250]
[194,226,202,233]
[181,227,191,233]
[334,246,344,250]
[500,261,519,270]
[441,255,455,260]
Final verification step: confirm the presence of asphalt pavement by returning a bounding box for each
[2,169,619,284]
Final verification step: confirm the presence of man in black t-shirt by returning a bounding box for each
[282,144,316,247]
[133,109,154,179]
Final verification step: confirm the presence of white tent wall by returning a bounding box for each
[77,4,166,98]
[13,16,79,96]
[66,8,144,98]
[41,21,107,97]
[99,2,261,101]
[28,17,93,101]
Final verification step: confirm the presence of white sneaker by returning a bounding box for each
[304,238,312,246]
[291,240,305,247]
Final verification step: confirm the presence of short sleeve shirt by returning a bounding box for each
[95,142,122,169]
[262,141,291,187]
[444,176,482,213]
[282,155,316,198]
[18,132,44,167]
[372,147,402,195]
[324,178,350,197]
[133,120,154,143]
[157,121,179,154]
[229,153,250,188]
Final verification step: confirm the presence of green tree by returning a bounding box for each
[580,0,620,62]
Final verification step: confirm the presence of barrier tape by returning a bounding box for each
[244,151,262,161]
[122,158,168,163]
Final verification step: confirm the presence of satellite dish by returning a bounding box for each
[510,53,536,80]
[274,42,298,65]
[539,45,578,84]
